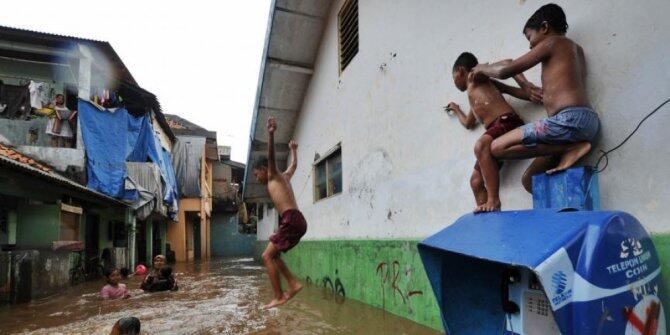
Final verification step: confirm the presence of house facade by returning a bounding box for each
[0,26,179,303]
[244,0,670,330]
[165,114,217,262]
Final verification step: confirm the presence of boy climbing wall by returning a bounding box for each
[472,3,601,192]
[446,52,541,212]
[252,117,306,309]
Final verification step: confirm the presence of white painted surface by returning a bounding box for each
[257,0,670,240]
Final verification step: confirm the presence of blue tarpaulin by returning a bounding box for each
[79,100,178,216]
[418,209,666,335]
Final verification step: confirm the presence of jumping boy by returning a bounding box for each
[252,117,306,309]
[447,52,541,212]
[472,3,600,192]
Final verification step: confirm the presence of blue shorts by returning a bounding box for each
[521,107,600,147]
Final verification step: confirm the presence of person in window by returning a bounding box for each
[45,94,77,147]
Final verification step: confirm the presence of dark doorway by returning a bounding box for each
[136,220,147,265]
[85,214,100,260]
[152,221,161,259]
[85,214,100,278]
[194,222,201,260]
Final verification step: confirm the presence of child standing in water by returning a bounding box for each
[100,268,130,299]
[473,3,600,192]
[447,52,541,212]
[252,117,306,309]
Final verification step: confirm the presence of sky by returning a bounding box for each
[0,1,272,162]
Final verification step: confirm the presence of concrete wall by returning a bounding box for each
[262,0,670,240]
[0,250,71,303]
[15,146,85,173]
[16,203,60,248]
[0,118,52,146]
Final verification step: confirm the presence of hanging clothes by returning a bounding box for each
[28,81,49,109]
[0,84,31,119]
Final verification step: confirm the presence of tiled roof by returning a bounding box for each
[0,144,53,173]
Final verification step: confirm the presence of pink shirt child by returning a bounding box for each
[100,283,130,299]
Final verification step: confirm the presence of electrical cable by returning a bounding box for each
[583,97,670,205]
[593,98,670,174]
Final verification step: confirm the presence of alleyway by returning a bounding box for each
[0,258,440,334]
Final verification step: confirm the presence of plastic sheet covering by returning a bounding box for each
[172,136,205,198]
[125,162,166,220]
[78,100,179,209]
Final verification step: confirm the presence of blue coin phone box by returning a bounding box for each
[418,168,665,334]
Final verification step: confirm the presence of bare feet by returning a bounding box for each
[284,282,303,301]
[474,199,501,213]
[546,142,591,175]
[263,297,287,309]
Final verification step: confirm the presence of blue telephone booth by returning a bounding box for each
[418,169,665,334]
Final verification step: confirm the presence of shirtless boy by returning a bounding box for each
[252,117,307,309]
[473,3,601,192]
[447,52,541,212]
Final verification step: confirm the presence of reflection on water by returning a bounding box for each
[0,258,440,335]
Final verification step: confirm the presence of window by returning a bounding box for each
[314,147,342,201]
[59,211,80,241]
[338,0,359,72]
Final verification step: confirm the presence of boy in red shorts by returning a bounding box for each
[446,52,541,212]
[252,117,307,309]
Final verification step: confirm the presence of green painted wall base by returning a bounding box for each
[254,239,442,331]
[651,234,670,323]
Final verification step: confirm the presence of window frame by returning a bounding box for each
[313,145,342,202]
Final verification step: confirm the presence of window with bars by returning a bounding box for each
[314,147,342,201]
[338,0,359,73]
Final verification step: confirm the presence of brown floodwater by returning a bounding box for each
[0,258,441,335]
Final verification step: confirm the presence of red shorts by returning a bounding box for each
[474,112,524,171]
[269,209,307,253]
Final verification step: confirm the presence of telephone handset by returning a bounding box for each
[501,268,521,314]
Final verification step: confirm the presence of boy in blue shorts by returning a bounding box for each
[473,3,600,192]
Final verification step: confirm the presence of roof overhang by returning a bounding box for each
[243,0,333,202]
[0,153,128,208]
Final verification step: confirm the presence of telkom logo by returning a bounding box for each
[552,271,568,295]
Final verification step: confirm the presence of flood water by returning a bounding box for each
[0,258,440,334]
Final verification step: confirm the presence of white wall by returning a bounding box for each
[259,0,670,240]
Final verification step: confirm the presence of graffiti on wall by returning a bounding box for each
[376,261,423,314]
[306,269,346,304]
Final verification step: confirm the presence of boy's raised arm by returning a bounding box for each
[473,39,552,80]
[267,117,279,177]
[284,140,298,179]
